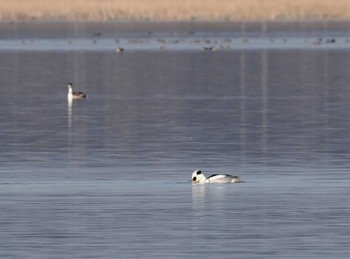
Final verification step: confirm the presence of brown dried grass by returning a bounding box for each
[0,0,350,21]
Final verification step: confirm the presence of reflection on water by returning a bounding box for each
[1,30,350,257]
[67,98,72,128]
[192,184,232,217]
[192,184,206,217]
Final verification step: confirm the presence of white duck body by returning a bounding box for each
[67,83,87,100]
[191,170,241,184]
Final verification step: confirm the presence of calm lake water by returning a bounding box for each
[1,22,350,258]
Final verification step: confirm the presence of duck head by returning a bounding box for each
[191,170,206,183]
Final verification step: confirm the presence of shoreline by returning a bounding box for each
[1,20,350,38]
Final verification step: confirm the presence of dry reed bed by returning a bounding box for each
[1,0,350,21]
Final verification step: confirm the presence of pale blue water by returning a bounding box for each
[1,22,350,258]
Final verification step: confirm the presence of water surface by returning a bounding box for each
[1,22,350,258]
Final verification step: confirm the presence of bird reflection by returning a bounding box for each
[192,184,227,216]
[192,184,206,220]
[68,97,73,129]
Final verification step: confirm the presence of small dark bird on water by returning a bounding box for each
[202,46,216,52]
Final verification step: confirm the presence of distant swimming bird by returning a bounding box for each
[202,46,216,52]
[191,170,241,184]
[116,47,124,53]
[67,83,86,100]
[313,38,323,45]
[326,38,336,44]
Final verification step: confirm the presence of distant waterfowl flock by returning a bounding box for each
[19,27,345,52]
